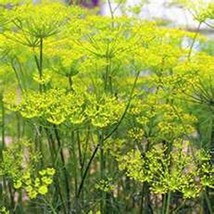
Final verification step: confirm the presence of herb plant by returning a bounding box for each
[0,0,213,213]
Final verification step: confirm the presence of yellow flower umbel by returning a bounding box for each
[14,168,56,199]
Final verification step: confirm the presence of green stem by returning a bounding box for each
[162,194,167,214]
[187,22,202,60]
[70,131,78,198]
[76,70,141,199]
[8,181,15,210]
[0,99,6,206]
[140,182,151,214]
[39,37,43,92]
[77,130,83,178]
[204,188,213,214]
[34,124,44,166]
[1,99,5,160]
[11,61,24,92]
[44,127,65,212]
[105,55,113,94]
[42,197,57,214]
[165,192,171,214]
[162,192,171,214]
[45,128,56,165]
[77,139,100,198]
[172,199,186,214]
[99,132,106,213]
[82,124,91,173]
[34,37,44,93]
[53,125,71,212]
[39,37,43,79]
[210,115,214,150]
[68,76,74,91]
[107,0,114,28]
[16,113,21,140]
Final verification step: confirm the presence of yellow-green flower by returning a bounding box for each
[38,185,48,195]
[14,179,22,189]
[46,168,56,176]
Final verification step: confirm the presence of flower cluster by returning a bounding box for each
[118,142,213,198]
[14,168,55,199]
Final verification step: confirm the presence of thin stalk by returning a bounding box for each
[99,132,106,213]
[69,131,78,198]
[53,125,71,212]
[139,184,144,214]
[113,0,124,14]
[104,42,111,93]
[139,141,152,213]
[39,37,43,92]
[77,130,84,178]
[107,0,114,27]
[77,139,100,198]
[141,182,151,214]
[34,124,44,166]
[82,124,91,172]
[42,197,57,214]
[204,189,213,214]
[1,100,5,160]
[162,194,167,214]
[75,130,85,207]
[187,22,202,60]
[34,37,44,93]
[201,108,214,214]
[45,128,57,164]
[16,113,21,140]
[0,100,7,206]
[105,55,113,94]
[39,37,43,79]
[207,115,214,213]
[104,70,140,140]
[104,56,109,92]
[8,181,15,210]
[161,192,171,214]
[165,192,171,214]
[77,70,141,198]
[16,57,27,90]
[210,114,214,151]
[44,127,66,213]
[68,76,74,91]
[140,187,144,213]
[11,62,24,92]
[172,199,186,214]
[45,126,60,211]
[34,54,40,74]
[76,125,91,209]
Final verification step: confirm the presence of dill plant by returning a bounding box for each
[0,0,213,213]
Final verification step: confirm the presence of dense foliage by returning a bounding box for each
[0,0,213,213]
